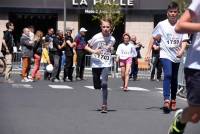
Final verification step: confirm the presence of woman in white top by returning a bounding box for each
[116,33,137,91]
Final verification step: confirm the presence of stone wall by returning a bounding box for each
[125,14,154,59]
[57,13,79,38]
[0,13,8,49]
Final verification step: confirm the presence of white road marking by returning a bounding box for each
[12,84,33,88]
[127,87,150,92]
[156,88,163,90]
[48,85,73,89]
[84,86,112,91]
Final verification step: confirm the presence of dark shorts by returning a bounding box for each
[185,68,200,106]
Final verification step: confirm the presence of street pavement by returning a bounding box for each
[0,75,199,134]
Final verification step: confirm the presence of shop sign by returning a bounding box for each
[72,0,135,7]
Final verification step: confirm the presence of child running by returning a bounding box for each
[168,0,200,133]
[116,33,137,91]
[84,17,115,113]
[145,2,188,113]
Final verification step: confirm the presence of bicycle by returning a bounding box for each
[0,52,6,76]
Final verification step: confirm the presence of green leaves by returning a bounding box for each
[92,2,124,32]
[172,0,190,15]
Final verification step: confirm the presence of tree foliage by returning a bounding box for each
[92,2,124,32]
[172,0,191,15]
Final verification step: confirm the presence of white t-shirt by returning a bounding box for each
[185,0,200,70]
[152,19,189,63]
[88,32,116,68]
[116,42,137,60]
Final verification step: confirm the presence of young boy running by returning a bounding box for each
[168,0,200,133]
[145,2,188,113]
[84,18,115,113]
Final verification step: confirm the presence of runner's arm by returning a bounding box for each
[84,44,101,54]
[176,10,200,33]
[177,41,187,58]
[145,37,153,61]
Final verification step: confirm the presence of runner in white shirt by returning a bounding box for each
[116,33,137,91]
[168,0,200,133]
[84,18,115,113]
[145,2,188,113]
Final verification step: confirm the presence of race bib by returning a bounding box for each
[92,51,111,63]
[167,39,180,48]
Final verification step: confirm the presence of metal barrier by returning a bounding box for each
[12,52,22,70]
[84,55,151,78]
[12,52,151,79]
[177,56,187,98]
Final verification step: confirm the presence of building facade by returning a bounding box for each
[0,0,171,56]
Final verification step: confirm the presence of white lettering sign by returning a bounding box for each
[80,0,88,6]
[127,0,134,6]
[72,0,135,7]
[72,0,88,6]
[120,0,126,6]
[72,0,79,5]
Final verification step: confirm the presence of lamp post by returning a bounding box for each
[64,0,66,33]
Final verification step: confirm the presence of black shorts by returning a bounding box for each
[185,68,200,106]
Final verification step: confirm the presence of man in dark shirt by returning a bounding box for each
[51,30,65,82]
[63,28,76,81]
[129,35,143,80]
[1,22,15,83]
[150,37,162,81]
[44,28,55,80]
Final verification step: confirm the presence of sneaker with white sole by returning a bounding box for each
[21,77,33,82]
[101,105,108,113]
[168,109,186,134]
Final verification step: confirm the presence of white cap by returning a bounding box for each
[80,27,87,32]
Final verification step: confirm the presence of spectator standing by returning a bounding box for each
[31,30,43,80]
[51,30,65,82]
[63,27,76,82]
[74,27,87,80]
[20,28,34,82]
[150,35,162,81]
[45,28,55,80]
[1,22,15,83]
[129,35,143,80]
[41,41,51,80]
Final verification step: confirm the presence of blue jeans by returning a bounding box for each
[160,58,179,100]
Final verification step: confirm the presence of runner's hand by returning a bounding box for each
[93,48,101,55]
[176,47,184,58]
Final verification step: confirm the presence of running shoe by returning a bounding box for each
[101,105,108,113]
[168,109,186,134]
[163,99,171,114]
[170,100,176,111]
